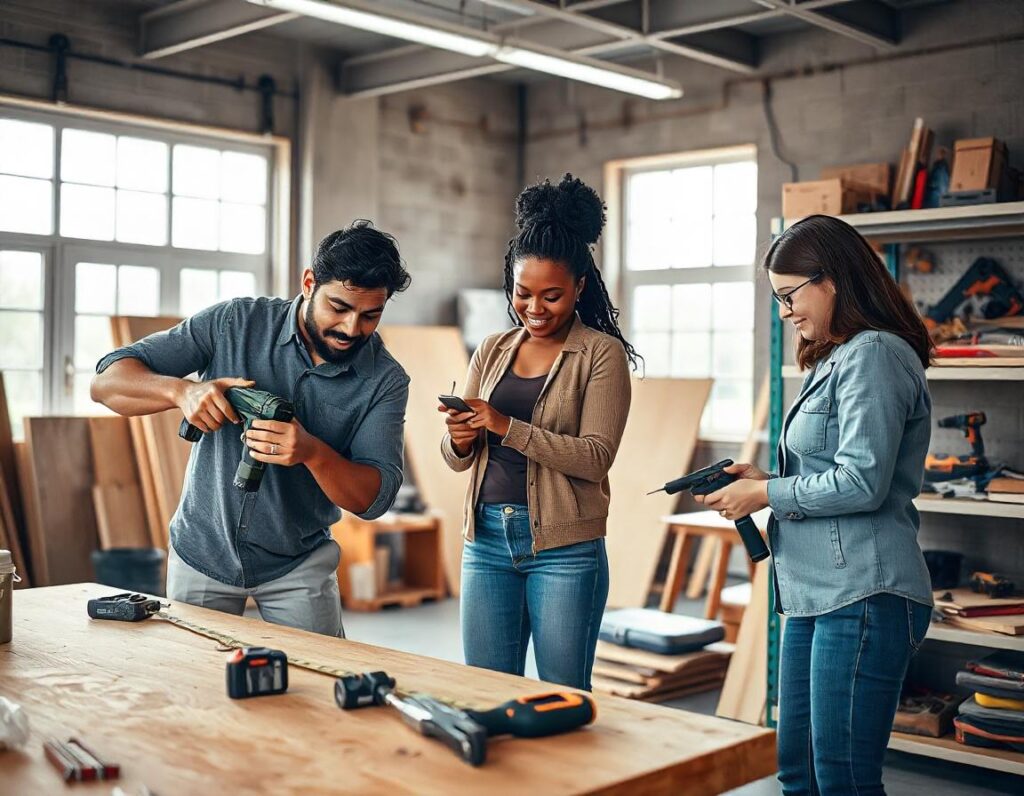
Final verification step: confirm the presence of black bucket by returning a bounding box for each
[91,548,166,596]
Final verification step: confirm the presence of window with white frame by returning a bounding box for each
[621,149,757,439]
[0,109,275,438]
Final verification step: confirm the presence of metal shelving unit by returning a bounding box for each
[766,203,1024,767]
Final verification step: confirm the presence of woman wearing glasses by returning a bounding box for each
[698,214,934,795]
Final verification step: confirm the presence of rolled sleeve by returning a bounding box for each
[349,374,410,520]
[95,300,230,378]
[776,340,916,519]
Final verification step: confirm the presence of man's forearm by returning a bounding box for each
[91,358,186,416]
[305,438,383,515]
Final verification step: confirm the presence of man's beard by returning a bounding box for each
[303,297,370,365]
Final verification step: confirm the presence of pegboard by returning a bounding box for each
[904,238,1024,316]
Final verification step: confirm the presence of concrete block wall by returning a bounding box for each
[523,0,1024,576]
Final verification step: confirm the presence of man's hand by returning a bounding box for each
[244,418,322,467]
[464,398,511,438]
[697,479,770,521]
[438,405,479,457]
[176,377,255,433]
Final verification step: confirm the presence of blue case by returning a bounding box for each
[599,608,725,654]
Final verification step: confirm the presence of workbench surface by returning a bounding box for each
[0,584,775,795]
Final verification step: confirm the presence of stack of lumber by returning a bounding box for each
[592,640,732,702]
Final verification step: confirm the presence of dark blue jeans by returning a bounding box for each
[460,503,609,690]
[778,592,932,795]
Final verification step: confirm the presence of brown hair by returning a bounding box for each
[763,215,932,370]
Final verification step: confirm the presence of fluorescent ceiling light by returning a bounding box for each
[495,45,682,100]
[248,0,682,100]
[246,0,498,58]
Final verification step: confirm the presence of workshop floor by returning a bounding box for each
[339,592,1024,795]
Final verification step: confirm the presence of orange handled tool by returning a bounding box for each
[466,692,597,738]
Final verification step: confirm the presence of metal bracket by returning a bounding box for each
[49,33,70,103]
[257,74,276,134]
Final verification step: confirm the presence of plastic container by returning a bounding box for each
[91,548,166,596]
[0,550,19,645]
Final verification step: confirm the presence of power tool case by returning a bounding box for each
[599,608,725,654]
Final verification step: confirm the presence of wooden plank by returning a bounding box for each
[92,483,151,549]
[606,378,712,607]
[0,467,29,588]
[88,416,141,486]
[110,316,189,550]
[0,583,777,796]
[13,442,42,585]
[378,326,472,597]
[592,673,725,700]
[595,640,734,674]
[0,375,28,584]
[717,561,769,724]
[21,419,99,586]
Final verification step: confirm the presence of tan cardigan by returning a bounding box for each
[441,316,632,552]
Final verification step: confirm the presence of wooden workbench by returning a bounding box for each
[0,584,775,795]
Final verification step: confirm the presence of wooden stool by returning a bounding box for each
[660,508,771,618]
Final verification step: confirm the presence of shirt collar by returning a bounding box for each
[276,294,376,379]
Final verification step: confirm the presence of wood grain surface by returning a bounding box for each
[0,584,775,795]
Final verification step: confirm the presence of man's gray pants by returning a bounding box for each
[166,541,345,638]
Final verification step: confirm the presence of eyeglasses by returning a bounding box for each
[771,271,824,310]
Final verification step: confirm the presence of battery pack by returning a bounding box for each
[226,647,288,699]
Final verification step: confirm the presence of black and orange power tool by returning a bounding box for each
[924,257,1024,333]
[925,412,988,483]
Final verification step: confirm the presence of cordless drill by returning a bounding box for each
[334,672,596,767]
[178,387,294,492]
[649,459,771,563]
[925,412,988,483]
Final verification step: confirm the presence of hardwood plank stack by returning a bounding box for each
[591,640,732,702]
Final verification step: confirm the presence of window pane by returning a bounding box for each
[1,370,42,440]
[219,203,265,254]
[712,332,753,378]
[76,262,117,314]
[117,265,160,316]
[0,251,43,310]
[676,216,712,269]
[60,183,115,240]
[672,166,713,220]
[626,217,677,271]
[671,284,711,331]
[221,152,267,205]
[117,136,168,192]
[634,332,670,377]
[219,270,256,301]
[0,310,43,368]
[172,197,219,250]
[631,285,671,332]
[173,145,220,199]
[116,190,168,245]
[74,314,114,369]
[709,378,753,436]
[712,213,755,266]
[713,161,757,215]
[61,128,116,186]
[0,119,54,179]
[670,332,710,377]
[712,282,754,330]
[0,175,52,235]
[179,268,218,316]
[628,171,672,223]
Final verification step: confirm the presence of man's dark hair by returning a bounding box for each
[312,220,411,296]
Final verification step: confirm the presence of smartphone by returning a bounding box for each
[438,393,475,414]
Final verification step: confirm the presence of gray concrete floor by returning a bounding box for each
[341,594,1024,795]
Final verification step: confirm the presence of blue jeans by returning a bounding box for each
[460,503,609,690]
[778,592,932,795]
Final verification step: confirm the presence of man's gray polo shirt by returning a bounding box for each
[96,296,409,588]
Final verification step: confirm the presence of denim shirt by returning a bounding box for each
[766,330,934,616]
[96,296,409,588]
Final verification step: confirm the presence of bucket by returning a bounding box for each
[91,548,166,596]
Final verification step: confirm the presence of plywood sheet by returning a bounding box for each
[0,375,28,585]
[605,377,712,607]
[93,483,150,550]
[88,416,141,486]
[595,639,734,674]
[21,418,98,586]
[0,583,777,795]
[717,561,769,725]
[378,326,472,596]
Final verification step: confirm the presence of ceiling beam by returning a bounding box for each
[139,0,298,59]
[750,0,899,51]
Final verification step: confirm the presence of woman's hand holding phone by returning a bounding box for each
[438,403,479,457]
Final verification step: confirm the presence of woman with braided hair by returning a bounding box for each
[438,173,638,689]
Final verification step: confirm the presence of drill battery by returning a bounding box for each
[226,647,289,699]
[86,592,162,622]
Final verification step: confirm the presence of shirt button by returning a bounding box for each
[787,512,799,520]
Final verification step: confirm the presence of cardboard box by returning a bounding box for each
[821,162,892,196]
[781,178,878,219]
[951,137,1007,192]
